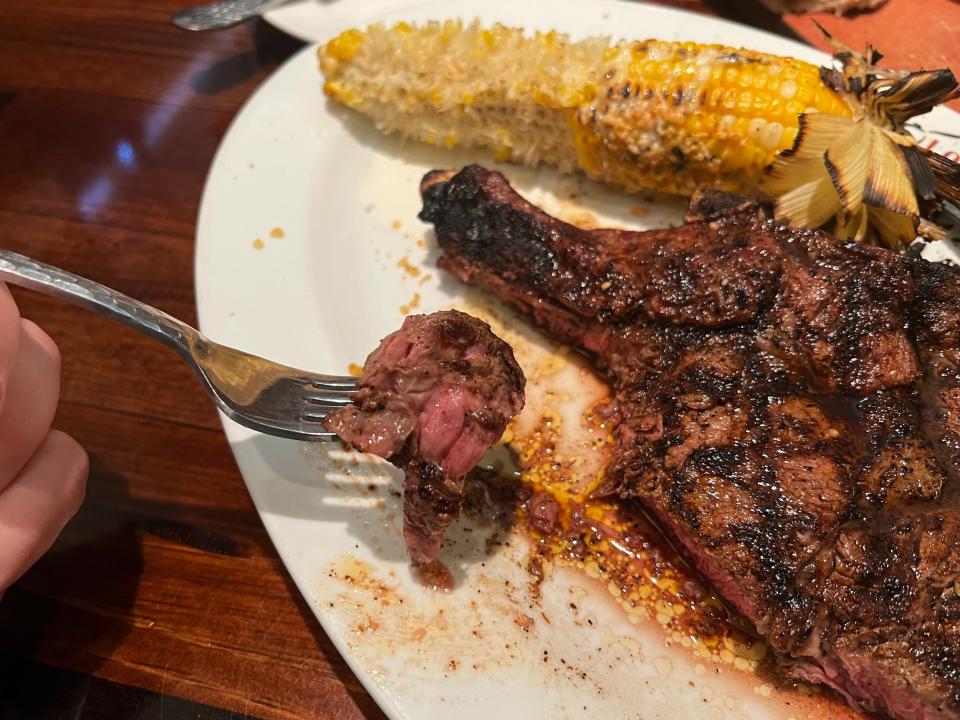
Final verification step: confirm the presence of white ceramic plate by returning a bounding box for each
[196,2,960,718]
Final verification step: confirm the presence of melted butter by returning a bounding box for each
[508,418,769,672]
[397,255,421,278]
[399,292,421,315]
[455,290,769,670]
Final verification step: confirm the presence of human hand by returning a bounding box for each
[0,282,88,594]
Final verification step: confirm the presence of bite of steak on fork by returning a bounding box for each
[419,165,960,720]
[323,309,525,565]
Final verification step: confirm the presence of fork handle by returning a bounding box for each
[0,249,203,361]
[171,0,289,31]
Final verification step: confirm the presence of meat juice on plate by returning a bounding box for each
[306,294,859,719]
[305,147,859,718]
[466,295,861,718]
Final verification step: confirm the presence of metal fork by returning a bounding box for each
[0,250,356,442]
[171,0,293,31]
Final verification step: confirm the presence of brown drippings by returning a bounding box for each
[508,401,772,673]
[463,465,527,527]
[555,207,600,230]
[414,560,453,592]
[328,555,398,606]
[399,293,421,315]
[397,256,421,278]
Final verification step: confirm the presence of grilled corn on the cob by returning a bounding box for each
[320,21,852,196]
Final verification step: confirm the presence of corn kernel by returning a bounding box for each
[781,125,799,148]
[785,99,805,116]
[760,121,785,150]
[326,29,363,61]
[779,79,798,100]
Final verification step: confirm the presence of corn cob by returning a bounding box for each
[319,20,852,196]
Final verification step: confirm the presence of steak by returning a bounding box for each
[419,165,960,720]
[323,310,525,565]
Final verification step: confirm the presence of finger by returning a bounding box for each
[0,430,88,591]
[0,319,61,491]
[0,284,22,411]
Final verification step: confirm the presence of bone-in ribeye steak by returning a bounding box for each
[419,165,960,720]
[323,310,525,565]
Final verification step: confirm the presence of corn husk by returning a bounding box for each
[760,29,960,249]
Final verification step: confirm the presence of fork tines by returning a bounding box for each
[309,376,358,389]
[301,375,357,426]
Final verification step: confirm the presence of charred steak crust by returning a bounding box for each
[323,309,525,565]
[420,165,960,720]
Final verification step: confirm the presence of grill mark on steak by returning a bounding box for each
[323,310,525,565]
[420,165,960,720]
[911,259,960,495]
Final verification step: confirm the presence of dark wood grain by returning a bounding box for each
[0,1,952,718]
[0,655,257,720]
[0,2,379,717]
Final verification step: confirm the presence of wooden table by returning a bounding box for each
[0,1,954,718]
